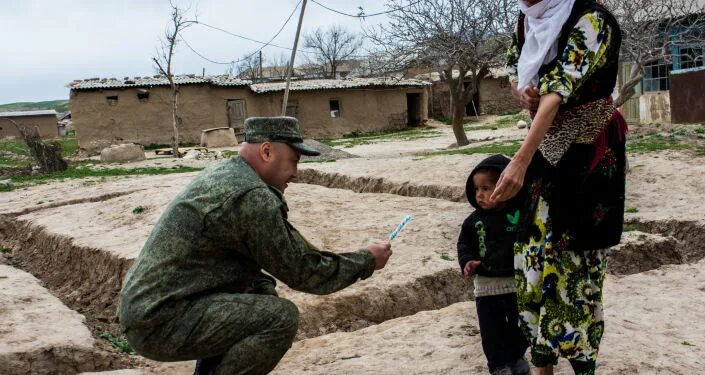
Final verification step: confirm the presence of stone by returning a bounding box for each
[182,150,201,160]
[200,127,238,148]
[516,120,528,129]
[100,144,146,164]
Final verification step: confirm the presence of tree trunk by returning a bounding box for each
[170,84,180,158]
[2,119,68,173]
[451,97,470,146]
[614,64,643,108]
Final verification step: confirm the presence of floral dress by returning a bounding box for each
[506,9,625,375]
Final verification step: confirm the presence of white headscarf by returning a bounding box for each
[517,0,576,91]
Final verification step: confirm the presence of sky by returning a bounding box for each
[0,0,391,104]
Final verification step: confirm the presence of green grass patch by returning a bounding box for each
[0,99,69,112]
[625,207,639,213]
[626,132,693,154]
[0,164,202,192]
[0,247,9,254]
[622,224,638,232]
[468,112,531,131]
[439,252,454,261]
[99,332,135,354]
[0,136,78,162]
[419,142,521,158]
[221,150,238,158]
[320,128,443,148]
[132,205,146,215]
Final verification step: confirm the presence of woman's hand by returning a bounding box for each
[490,157,530,203]
[519,86,540,111]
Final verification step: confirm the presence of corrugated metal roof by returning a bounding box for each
[0,109,58,117]
[69,75,427,93]
[415,68,508,82]
[249,78,430,93]
[211,76,252,87]
[70,75,251,90]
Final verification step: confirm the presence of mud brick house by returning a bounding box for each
[414,69,521,120]
[0,110,59,139]
[69,76,429,151]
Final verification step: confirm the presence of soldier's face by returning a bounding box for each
[267,142,300,192]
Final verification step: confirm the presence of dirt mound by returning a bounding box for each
[297,168,465,202]
[609,219,705,275]
[0,265,125,375]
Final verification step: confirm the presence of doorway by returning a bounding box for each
[406,93,421,126]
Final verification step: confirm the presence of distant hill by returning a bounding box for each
[0,99,70,113]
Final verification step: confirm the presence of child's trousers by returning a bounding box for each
[475,293,529,373]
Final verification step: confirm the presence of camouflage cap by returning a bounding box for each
[243,116,320,156]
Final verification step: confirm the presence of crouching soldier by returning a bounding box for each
[118,116,393,374]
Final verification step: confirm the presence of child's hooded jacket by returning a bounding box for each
[457,155,521,277]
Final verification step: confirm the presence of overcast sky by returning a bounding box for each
[0,0,391,104]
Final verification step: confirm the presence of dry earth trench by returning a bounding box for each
[1,121,705,375]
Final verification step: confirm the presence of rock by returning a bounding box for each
[99,144,146,163]
[200,127,238,148]
[182,149,201,160]
[517,120,528,129]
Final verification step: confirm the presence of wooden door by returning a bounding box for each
[227,99,247,136]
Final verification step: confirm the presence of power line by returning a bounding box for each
[310,0,423,18]
[180,37,234,65]
[182,0,306,68]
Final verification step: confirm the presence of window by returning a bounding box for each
[106,95,118,105]
[137,89,150,102]
[329,99,341,118]
[642,61,671,92]
[678,46,704,70]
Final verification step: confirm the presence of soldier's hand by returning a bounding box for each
[367,240,392,270]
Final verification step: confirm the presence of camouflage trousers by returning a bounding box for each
[124,293,299,375]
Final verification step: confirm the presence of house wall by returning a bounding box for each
[430,77,520,119]
[72,85,228,150]
[250,88,428,138]
[670,68,705,124]
[639,91,671,124]
[478,77,521,116]
[71,84,428,149]
[0,115,57,139]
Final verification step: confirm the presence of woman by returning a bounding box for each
[491,0,626,374]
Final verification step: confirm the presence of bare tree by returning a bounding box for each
[303,26,362,79]
[604,0,705,107]
[153,1,193,158]
[366,0,517,146]
[1,118,67,173]
[235,53,263,81]
[267,54,290,80]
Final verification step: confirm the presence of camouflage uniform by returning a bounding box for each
[118,117,376,374]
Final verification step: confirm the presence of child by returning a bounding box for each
[457,154,529,375]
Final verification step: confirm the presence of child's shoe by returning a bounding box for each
[491,366,512,375]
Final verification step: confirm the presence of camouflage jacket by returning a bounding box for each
[118,156,376,329]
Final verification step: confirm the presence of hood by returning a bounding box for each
[466,154,511,209]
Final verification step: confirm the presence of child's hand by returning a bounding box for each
[463,260,481,280]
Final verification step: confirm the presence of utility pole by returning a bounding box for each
[281,0,307,116]
[259,50,263,81]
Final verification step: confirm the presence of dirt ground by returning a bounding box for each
[2,116,705,374]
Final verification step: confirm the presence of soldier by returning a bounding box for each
[118,116,393,374]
